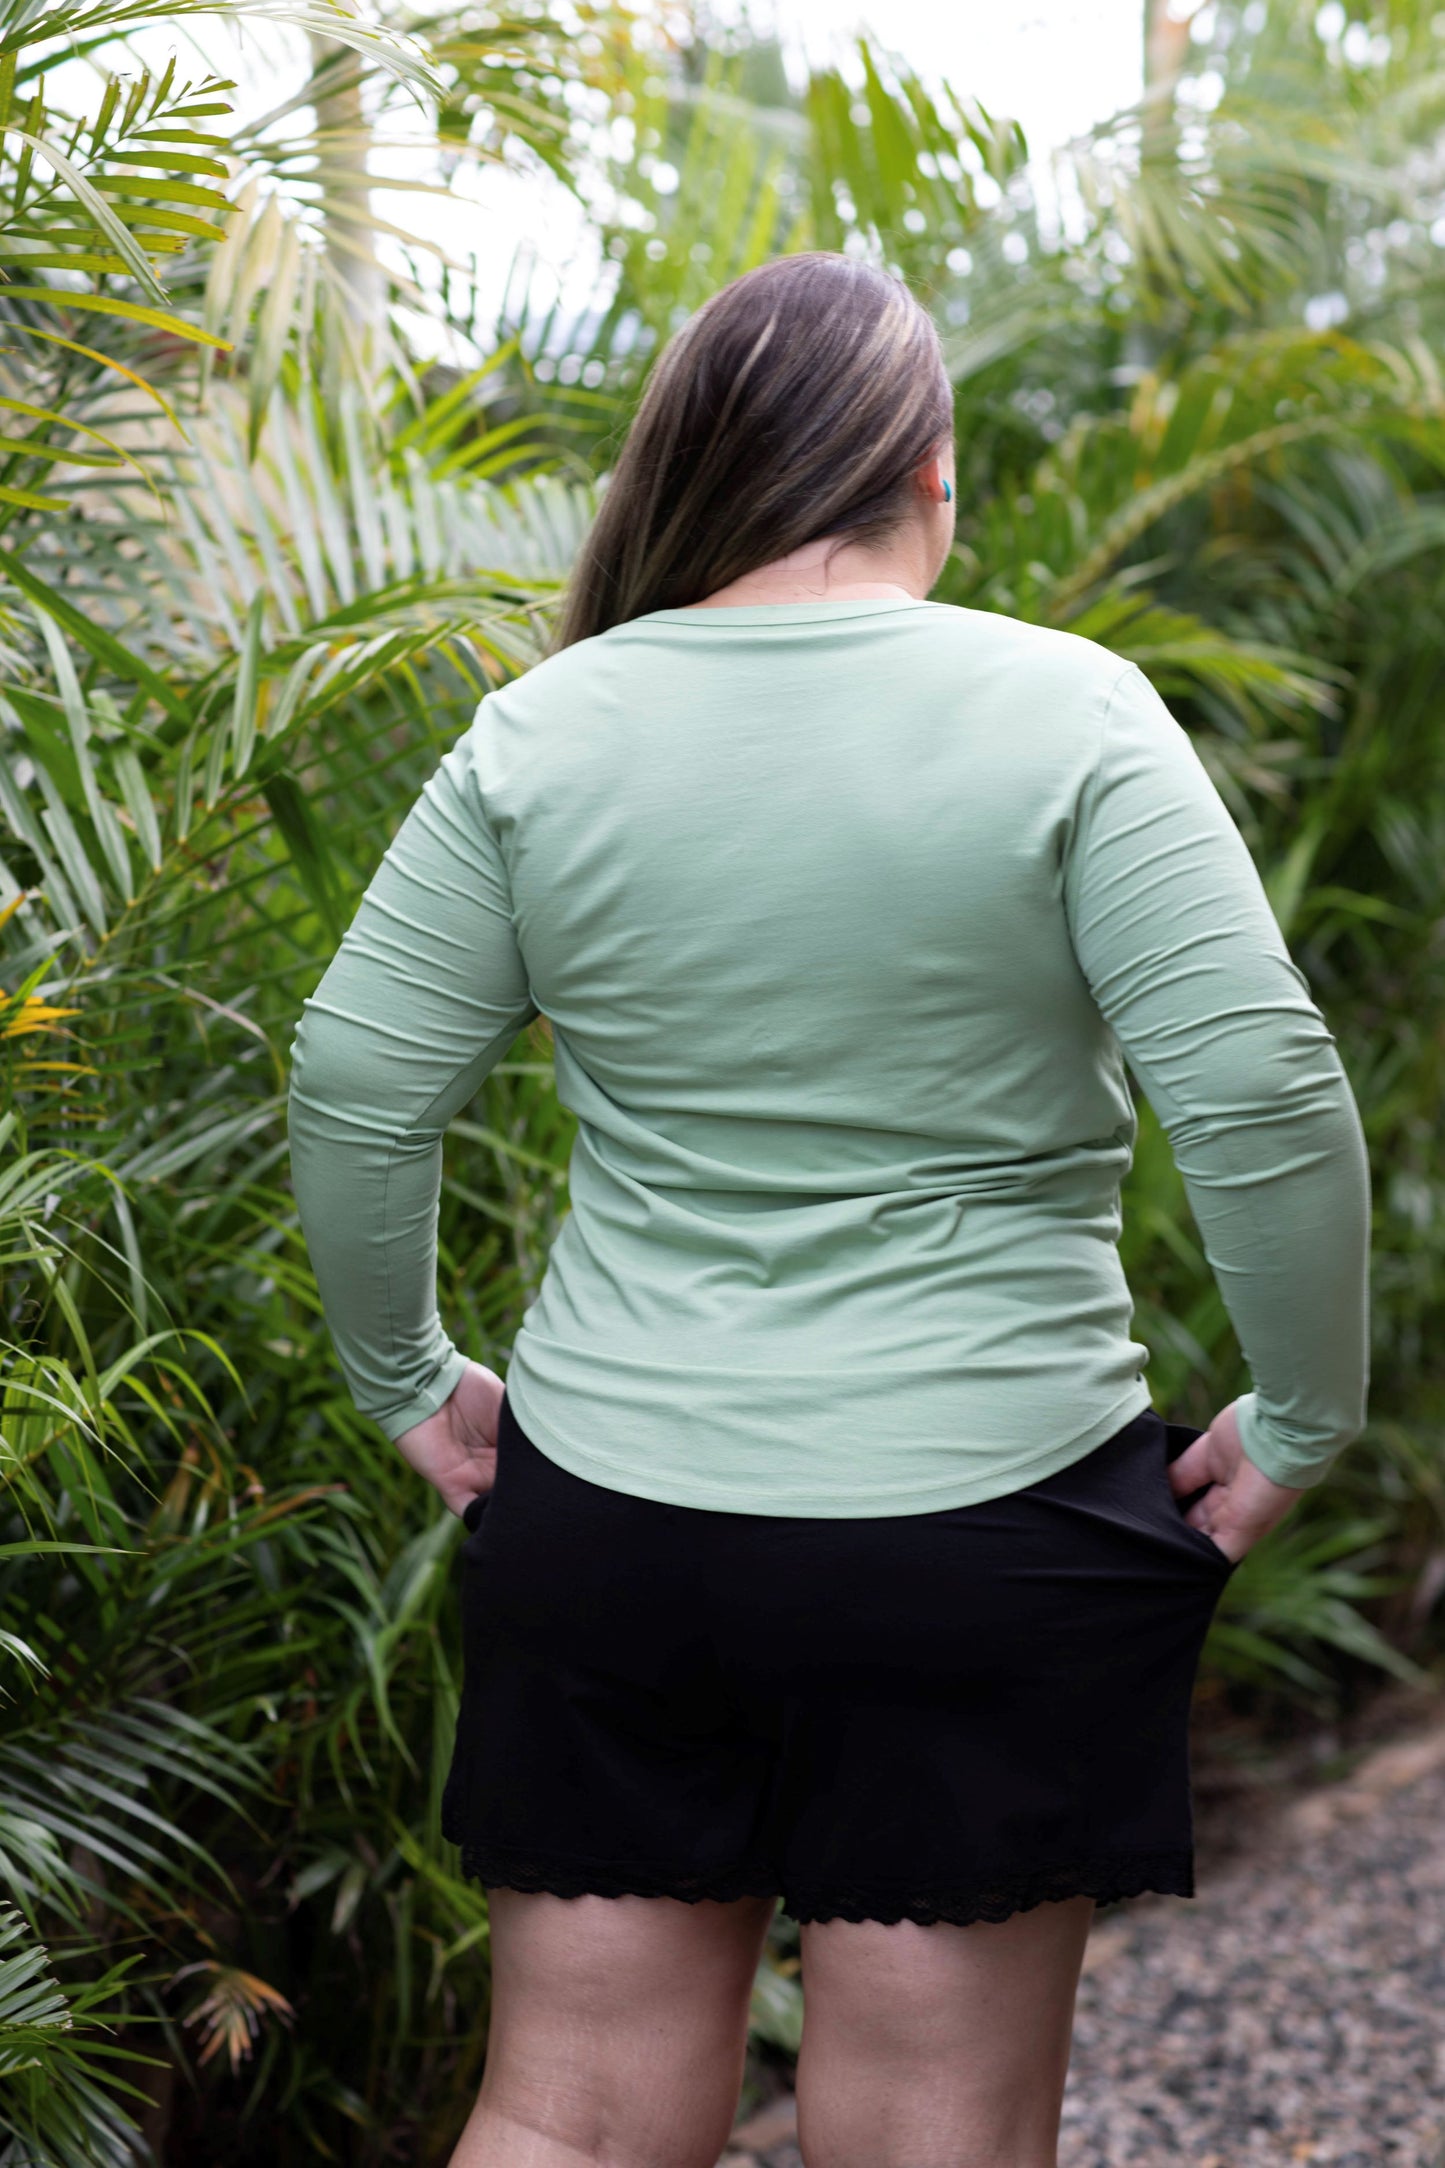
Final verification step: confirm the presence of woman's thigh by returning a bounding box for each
[794,1896,1095,2168]
[449,1887,775,2168]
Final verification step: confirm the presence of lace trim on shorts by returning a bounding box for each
[784,1849,1196,1925]
[453,1841,1195,1925]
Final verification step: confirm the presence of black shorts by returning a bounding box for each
[440,1393,1237,1927]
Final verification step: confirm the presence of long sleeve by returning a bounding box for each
[287,720,538,1440]
[1064,663,1371,1489]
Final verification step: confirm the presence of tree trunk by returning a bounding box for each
[1143,0,1195,111]
[1124,0,1192,375]
[306,36,386,337]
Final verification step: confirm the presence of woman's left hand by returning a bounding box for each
[1168,1398,1307,1565]
[392,1362,504,1517]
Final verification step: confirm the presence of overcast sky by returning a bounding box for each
[123,0,1154,354]
[403,0,1150,347]
[762,0,1146,144]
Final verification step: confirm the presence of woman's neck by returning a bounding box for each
[685,533,931,610]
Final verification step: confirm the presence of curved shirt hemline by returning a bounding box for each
[501,1366,1156,1520]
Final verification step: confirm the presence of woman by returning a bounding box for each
[288,253,1370,2168]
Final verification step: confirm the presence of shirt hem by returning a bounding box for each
[500,1369,1155,1518]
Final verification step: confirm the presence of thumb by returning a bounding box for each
[1166,1406,1239,1503]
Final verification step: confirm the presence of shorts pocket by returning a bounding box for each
[1161,1421,1237,1575]
[1185,1519,1236,1574]
[461,1490,492,1539]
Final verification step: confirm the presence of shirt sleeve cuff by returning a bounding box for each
[374,1346,471,1442]
[1235,1392,1344,1491]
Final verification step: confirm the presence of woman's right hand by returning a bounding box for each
[1166,1400,1308,1566]
[392,1361,504,1519]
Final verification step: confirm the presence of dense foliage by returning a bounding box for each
[2,0,1444,2157]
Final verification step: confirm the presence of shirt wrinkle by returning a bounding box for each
[287,608,1370,1506]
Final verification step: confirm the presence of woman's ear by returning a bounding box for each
[916,451,953,505]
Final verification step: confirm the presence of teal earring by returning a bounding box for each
[942,480,953,503]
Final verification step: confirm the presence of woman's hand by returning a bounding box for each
[392,1362,505,1518]
[1167,1399,1306,1565]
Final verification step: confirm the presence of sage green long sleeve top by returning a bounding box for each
[286,598,1371,1513]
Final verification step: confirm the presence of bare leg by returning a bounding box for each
[794,1895,1095,2168]
[448,1887,777,2168]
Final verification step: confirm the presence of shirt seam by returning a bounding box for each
[1085,661,1139,841]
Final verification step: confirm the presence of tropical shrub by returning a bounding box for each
[3,0,1445,2157]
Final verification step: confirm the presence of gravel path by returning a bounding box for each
[723,1714,1445,2168]
[1060,1721,1445,2166]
